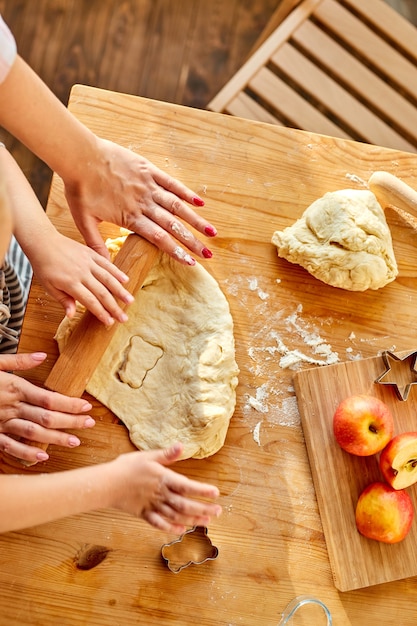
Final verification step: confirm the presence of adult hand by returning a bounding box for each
[0,352,95,464]
[64,138,217,265]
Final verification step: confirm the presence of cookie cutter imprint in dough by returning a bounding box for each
[161,526,219,574]
[375,349,417,401]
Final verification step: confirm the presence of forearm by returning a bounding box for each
[0,55,97,185]
[0,146,56,257]
[0,462,115,533]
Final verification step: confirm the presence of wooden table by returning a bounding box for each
[1,85,417,625]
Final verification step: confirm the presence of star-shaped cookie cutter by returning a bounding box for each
[161,526,219,574]
[375,349,417,401]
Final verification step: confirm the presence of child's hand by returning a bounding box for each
[0,352,95,463]
[109,443,222,534]
[64,138,217,266]
[29,230,134,326]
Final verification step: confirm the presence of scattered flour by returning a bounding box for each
[245,388,301,428]
[248,304,339,371]
[275,396,300,427]
[222,274,376,429]
[246,384,269,413]
[247,277,269,301]
[345,173,367,187]
[252,421,261,446]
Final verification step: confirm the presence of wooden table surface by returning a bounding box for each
[2,85,417,625]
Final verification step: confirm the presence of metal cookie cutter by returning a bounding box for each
[278,595,332,625]
[375,349,417,401]
[161,526,219,574]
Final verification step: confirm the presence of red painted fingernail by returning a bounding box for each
[193,196,205,207]
[202,247,213,259]
[204,225,217,237]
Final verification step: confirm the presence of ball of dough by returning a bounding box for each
[271,189,398,291]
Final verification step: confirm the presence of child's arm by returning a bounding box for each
[0,443,221,534]
[0,146,134,325]
[0,55,216,264]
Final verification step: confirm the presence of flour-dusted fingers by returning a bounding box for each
[62,137,218,262]
[141,510,194,534]
[126,213,212,266]
[151,167,217,237]
[150,184,217,241]
[141,197,214,261]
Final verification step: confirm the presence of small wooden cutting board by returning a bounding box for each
[294,351,417,591]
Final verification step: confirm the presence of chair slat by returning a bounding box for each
[226,91,283,126]
[208,0,322,113]
[207,0,417,153]
[293,20,417,142]
[316,0,417,100]
[344,0,417,60]
[250,66,351,139]
[272,43,416,151]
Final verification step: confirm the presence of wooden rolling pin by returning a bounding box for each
[21,234,158,466]
[369,171,417,230]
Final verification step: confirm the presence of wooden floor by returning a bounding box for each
[0,0,415,207]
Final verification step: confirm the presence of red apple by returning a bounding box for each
[333,394,394,456]
[380,432,417,490]
[355,482,414,543]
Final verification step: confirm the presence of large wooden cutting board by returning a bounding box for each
[294,352,417,591]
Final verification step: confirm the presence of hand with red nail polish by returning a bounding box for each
[62,137,218,266]
[0,53,217,276]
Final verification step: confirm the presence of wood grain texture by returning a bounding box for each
[2,86,417,624]
[294,354,417,591]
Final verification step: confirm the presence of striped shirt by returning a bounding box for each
[0,17,32,353]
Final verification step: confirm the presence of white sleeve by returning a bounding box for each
[0,16,16,84]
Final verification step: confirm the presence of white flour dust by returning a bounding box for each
[249,304,339,371]
[222,273,369,440]
[252,421,261,446]
[345,173,367,187]
[247,277,269,301]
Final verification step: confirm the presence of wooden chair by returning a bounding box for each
[208,0,417,152]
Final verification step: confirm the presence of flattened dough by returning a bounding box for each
[272,189,398,291]
[56,249,239,460]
